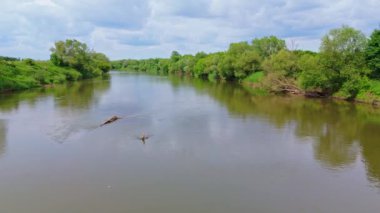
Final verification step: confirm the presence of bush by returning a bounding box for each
[50,39,111,78]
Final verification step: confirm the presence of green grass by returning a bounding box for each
[0,59,82,92]
[242,72,269,96]
[244,71,264,83]
[351,80,380,103]
[368,80,380,96]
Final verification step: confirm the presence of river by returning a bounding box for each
[0,72,380,213]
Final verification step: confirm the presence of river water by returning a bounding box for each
[0,72,380,213]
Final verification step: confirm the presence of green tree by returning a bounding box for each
[217,54,235,80]
[50,39,90,68]
[91,53,111,73]
[365,29,380,78]
[319,26,369,97]
[194,53,224,79]
[320,26,367,71]
[227,42,251,55]
[225,42,259,80]
[233,50,261,79]
[252,36,287,58]
[298,54,329,92]
[170,51,181,62]
[50,39,111,78]
[262,50,300,78]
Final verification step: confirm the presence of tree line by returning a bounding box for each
[112,26,380,101]
[1,39,111,92]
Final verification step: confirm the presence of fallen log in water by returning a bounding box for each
[304,91,328,98]
[138,133,151,144]
[100,116,122,127]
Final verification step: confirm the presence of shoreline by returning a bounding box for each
[245,81,380,107]
[4,70,380,108]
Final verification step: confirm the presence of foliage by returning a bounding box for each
[320,25,367,72]
[0,60,81,92]
[112,37,285,81]
[365,29,380,78]
[252,36,287,58]
[244,71,264,83]
[0,56,20,61]
[50,39,111,78]
[233,50,261,79]
[262,50,300,78]
[298,54,329,91]
[170,51,181,62]
[1,39,109,92]
[23,58,35,66]
[318,26,369,98]
[91,52,112,73]
[112,26,380,102]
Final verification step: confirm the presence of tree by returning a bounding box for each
[170,51,181,62]
[319,26,369,97]
[225,42,260,80]
[365,29,380,78]
[217,53,234,80]
[233,50,261,79]
[91,53,111,73]
[252,36,286,58]
[261,50,301,93]
[262,50,300,78]
[320,25,367,71]
[227,42,251,55]
[50,39,111,78]
[50,39,90,69]
[298,54,330,92]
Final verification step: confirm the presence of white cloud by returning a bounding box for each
[0,0,379,59]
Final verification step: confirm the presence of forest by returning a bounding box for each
[112,26,380,103]
[0,39,111,92]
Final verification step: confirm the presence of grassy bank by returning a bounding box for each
[0,59,81,92]
[242,71,380,105]
[113,26,380,105]
[1,39,111,93]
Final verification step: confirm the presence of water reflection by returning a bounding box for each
[47,77,111,142]
[0,77,111,143]
[168,76,380,185]
[1,73,380,212]
[360,123,380,187]
[0,90,47,113]
[0,119,7,157]
[0,76,111,112]
[52,76,111,110]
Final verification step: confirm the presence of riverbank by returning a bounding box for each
[112,26,380,106]
[243,71,380,106]
[0,59,82,93]
[1,72,380,213]
[113,69,380,106]
[1,39,111,93]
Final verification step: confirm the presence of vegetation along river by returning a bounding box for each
[0,72,380,213]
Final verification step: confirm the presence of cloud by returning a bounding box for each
[0,0,379,59]
[52,0,150,29]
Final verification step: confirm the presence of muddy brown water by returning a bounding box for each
[0,72,380,213]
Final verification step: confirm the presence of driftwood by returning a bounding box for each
[270,77,303,95]
[305,91,328,98]
[264,74,331,98]
[100,116,122,127]
[138,133,151,144]
[261,73,303,95]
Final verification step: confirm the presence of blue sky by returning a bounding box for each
[0,0,379,60]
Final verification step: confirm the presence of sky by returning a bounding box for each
[0,0,379,60]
